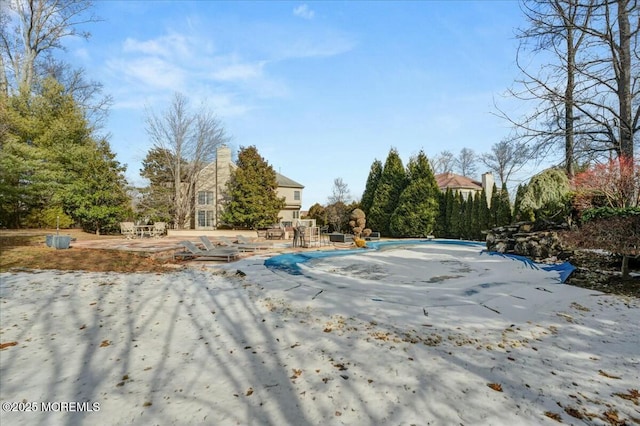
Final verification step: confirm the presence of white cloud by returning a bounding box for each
[106,56,187,96]
[293,4,315,20]
[122,33,195,60]
[281,35,355,58]
[73,47,90,61]
[203,93,255,117]
[211,61,266,81]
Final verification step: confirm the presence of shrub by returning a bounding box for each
[518,168,572,223]
[24,206,74,229]
[562,207,640,278]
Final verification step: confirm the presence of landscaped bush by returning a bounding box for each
[516,168,572,224]
[561,207,640,278]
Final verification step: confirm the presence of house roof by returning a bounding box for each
[276,173,304,188]
[435,172,482,191]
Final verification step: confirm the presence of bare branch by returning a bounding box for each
[144,93,230,229]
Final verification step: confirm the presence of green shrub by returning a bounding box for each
[24,206,74,228]
[581,206,640,222]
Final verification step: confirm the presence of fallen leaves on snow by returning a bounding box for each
[487,383,503,392]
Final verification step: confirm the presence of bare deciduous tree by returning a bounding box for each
[498,0,593,178]
[145,93,229,229]
[480,138,532,187]
[328,177,351,204]
[578,0,638,161]
[498,0,638,176]
[0,0,99,95]
[455,148,478,178]
[430,150,455,174]
[39,57,112,128]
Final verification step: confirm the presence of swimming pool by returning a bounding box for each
[264,239,575,283]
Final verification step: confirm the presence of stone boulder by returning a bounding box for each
[486,221,570,261]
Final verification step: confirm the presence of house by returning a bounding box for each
[275,173,304,223]
[193,145,304,230]
[435,172,494,207]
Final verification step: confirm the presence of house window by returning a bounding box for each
[294,190,300,201]
[198,191,214,205]
[293,210,299,219]
[198,210,215,228]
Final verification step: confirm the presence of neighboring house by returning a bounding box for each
[435,172,494,207]
[193,145,304,230]
[275,173,304,223]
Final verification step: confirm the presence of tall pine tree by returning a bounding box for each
[478,188,491,239]
[463,196,474,239]
[450,192,465,239]
[513,184,528,222]
[494,183,512,226]
[471,192,481,240]
[360,159,383,217]
[435,190,447,237]
[389,151,440,237]
[1,78,130,229]
[220,146,285,229]
[367,148,407,236]
[489,183,500,228]
[62,139,132,234]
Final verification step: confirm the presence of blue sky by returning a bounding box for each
[63,1,534,209]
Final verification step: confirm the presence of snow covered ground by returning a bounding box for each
[1,243,638,425]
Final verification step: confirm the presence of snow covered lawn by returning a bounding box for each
[1,243,638,425]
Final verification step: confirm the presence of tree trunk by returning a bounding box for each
[565,26,575,179]
[621,254,629,279]
[617,0,634,161]
[0,54,8,96]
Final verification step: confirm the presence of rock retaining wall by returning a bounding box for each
[486,222,568,260]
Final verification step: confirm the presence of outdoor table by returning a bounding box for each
[134,225,154,238]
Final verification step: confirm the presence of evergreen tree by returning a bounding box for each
[389,151,440,237]
[478,188,491,239]
[450,192,465,239]
[518,168,571,223]
[463,196,473,239]
[367,148,407,236]
[0,78,130,229]
[435,190,447,237]
[304,203,327,227]
[470,192,481,240]
[138,147,184,223]
[62,140,132,234]
[513,184,528,222]
[0,93,42,227]
[496,183,512,226]
[489,183,500,228]
[444,188,456,238]
[220,146,285,229]
[360,159,383,216]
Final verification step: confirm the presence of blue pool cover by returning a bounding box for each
[263,239,576,283]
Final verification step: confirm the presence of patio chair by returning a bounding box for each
[292,226,300,248]
[214,236,261,252]
[120,222,136,239]
[319,225,329,245]
[236,235,273,249]
[151,222,167,238]
[174,240,240,262]
[199,235,219,251]
[297,225,307,248]
[200,235,254,252]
